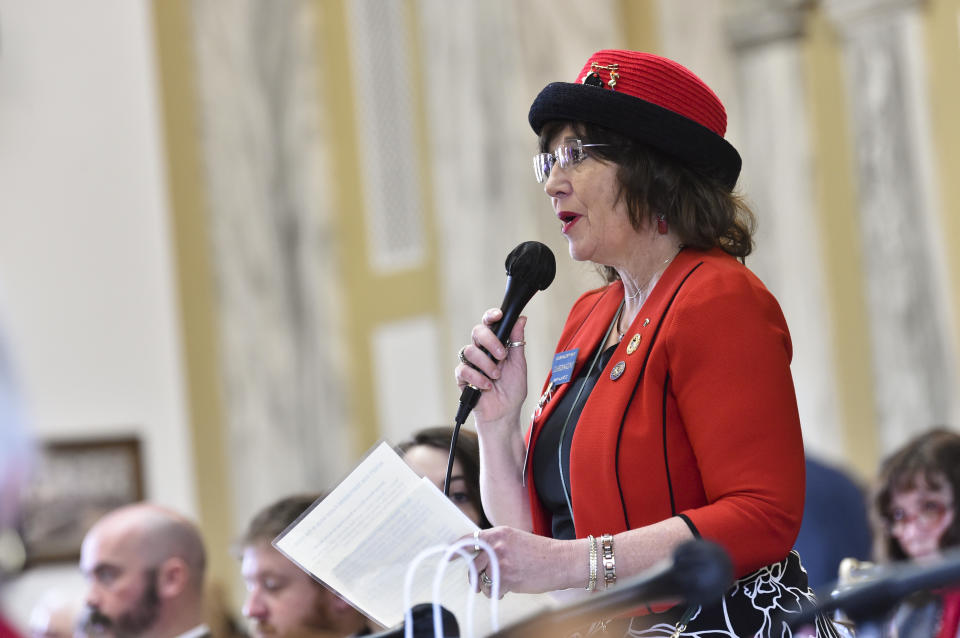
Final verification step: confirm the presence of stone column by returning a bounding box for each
[189,0,351,529]
[824,0,958,452]
[725,0,845,460]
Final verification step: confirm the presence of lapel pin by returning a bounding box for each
[610,361,626,381]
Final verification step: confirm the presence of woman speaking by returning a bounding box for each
[455,49,836,637]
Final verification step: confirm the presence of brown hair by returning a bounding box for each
[539,121,755,282]
[397,426,492,529]
[240,493,325,548]
[873,428,960,561]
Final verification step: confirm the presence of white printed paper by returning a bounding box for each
[274,441,555,635]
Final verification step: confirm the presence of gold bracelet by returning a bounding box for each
[586,535,598,591]
[600,534,616,588]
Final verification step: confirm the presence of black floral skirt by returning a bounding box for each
[576,552,841,638]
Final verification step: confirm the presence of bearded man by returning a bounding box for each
[239,494,370,638]
[79,503,208,638]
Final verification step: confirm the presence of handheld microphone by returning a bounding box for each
[785,547,960,626]
[488,539,733,638]
[366,603,459,638]
[444,241,555,497]
[454,241,556,426]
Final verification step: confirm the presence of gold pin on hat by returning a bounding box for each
[610,361,626,381]
[626,333,642,355]
[583,62,619,90]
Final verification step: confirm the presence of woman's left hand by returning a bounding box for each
[468,526,578,597]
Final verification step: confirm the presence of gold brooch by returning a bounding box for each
[582,62,619,90]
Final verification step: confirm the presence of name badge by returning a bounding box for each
[550,349,579,385]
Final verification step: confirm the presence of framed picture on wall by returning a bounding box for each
[20,436,145,565]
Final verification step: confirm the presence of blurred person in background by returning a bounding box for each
[868,428,960,637]
[397,426,492,529]
[793,456,872,589]
[79,503,208,638]
[238,494,370,638]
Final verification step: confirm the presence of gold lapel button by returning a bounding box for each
[626,333,642,355]
[610,361,626,381]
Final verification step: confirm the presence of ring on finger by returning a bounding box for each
[480,570,493,587]
[473,529,481,553]
[458,346,469,364]
[506,341,526,348]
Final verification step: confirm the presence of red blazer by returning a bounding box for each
[524,247,805,578]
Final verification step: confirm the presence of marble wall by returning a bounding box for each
[188,0,352,530]
[825,0,960,451]
[347,0,427,273]
[724,0,845,460]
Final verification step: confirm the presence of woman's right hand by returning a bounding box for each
[455,308,528,425]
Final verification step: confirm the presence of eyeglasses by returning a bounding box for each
[888,499,953,532]
[533,139,613,184]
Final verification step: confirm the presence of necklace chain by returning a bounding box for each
[615,305,627,339]
[618,246,682,337]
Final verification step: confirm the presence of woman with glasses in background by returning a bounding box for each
[871,428,960,637]
[455,49,836,636]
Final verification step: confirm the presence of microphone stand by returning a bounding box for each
[784,547,960,628]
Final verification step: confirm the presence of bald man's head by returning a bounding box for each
[80,503,207,638]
